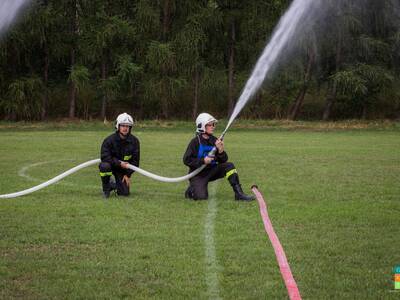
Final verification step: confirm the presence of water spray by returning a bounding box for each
[209,0,323,157]
[0,0,31,36]
[0,0,324,199]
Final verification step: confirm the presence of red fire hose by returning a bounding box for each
[251,185,302,300]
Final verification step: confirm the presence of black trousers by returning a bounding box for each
[99,162,130,196]
[189,162,236,200]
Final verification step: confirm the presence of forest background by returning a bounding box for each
[0,0,399,122]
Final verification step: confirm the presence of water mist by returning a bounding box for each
[223,0,324,134]
[0,0,31,36]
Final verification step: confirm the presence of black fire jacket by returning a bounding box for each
[100,132,140,177]
[183,134,228,173]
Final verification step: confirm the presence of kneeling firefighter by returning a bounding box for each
[183,113,255,201]
[99,113,140,198]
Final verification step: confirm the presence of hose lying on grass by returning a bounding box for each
[252,185,302,300]
[0,159,206,199]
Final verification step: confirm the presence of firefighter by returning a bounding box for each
[183,113,255,201]
[99,113,140,198]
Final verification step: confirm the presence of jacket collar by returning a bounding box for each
[115,131,132,142]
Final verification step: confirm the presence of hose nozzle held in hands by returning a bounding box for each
[207,147,217,158]
[206,132,226,158]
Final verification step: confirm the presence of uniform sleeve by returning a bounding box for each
[127,138,140,177]
[183,138,204,169]
[101,138,121,168]
[216,150,228,163]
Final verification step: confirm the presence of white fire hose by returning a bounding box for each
[0,159,206,199]
[0,131,225,200]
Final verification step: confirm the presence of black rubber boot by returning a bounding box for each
[184,185,194,199]
[110,178,116,192]
[232,184,255,201]
[101,176,116,198]
[228,173,255,201]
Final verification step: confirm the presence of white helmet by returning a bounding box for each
[115,112,134,129]
[196,112,217,133]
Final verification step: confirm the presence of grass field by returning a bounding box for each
[0,122,399,299]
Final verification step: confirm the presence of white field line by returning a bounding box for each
[18,160,98,189]
[204,182,222,300]
[19,160,70,183]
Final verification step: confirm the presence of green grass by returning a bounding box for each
[1,119,399,132]
[0,126,399,299]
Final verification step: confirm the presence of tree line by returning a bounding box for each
[0,0,399,121]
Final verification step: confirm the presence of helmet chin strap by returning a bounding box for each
[199,129,215,139]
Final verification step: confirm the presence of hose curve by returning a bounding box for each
[0,159,205,199]
[127,163,206,183]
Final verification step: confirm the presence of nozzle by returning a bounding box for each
[207,131,227,159]
[207,146,217,157]
[219,131,227,141]
[207,131,227,158]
